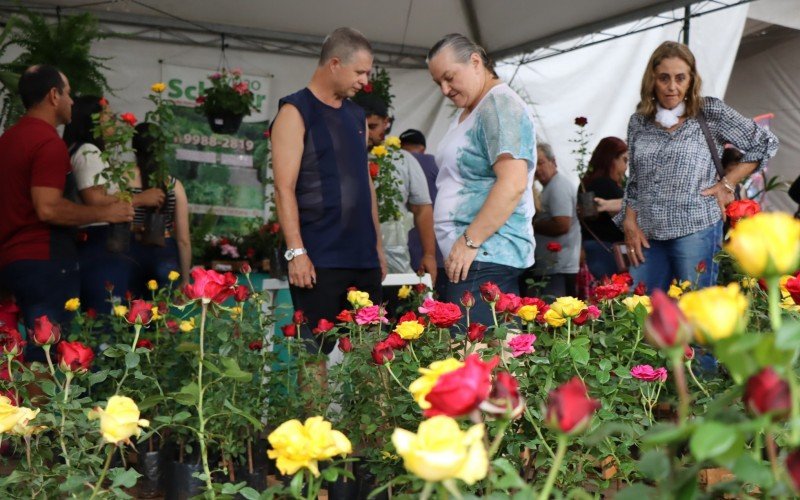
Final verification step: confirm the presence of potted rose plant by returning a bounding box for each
[195,68,256,135]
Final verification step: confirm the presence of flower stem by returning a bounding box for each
[490,303,498,329]
[523,407,555,459]
[488,419,511,458]
[24,436,31,468]
[59,371,74,468]
[566,319,572,345]
[767,276,782,332]
[786,360,800,445]
[196,302,215,497]
[130,323,142,351]
[89,445,115,499]
[420,481,434,500]
[685,360,710,399]
[409,342,419,363]
[384,363,408,392]
[537,434,568,500]
[670,350,690,426]
[766,430,781,485]
[43,345,63,390]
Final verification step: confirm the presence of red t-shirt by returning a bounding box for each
[0,116,76,268]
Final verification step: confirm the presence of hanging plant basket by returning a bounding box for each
[206,111,244,135]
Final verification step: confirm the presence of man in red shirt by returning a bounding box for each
[0,65,133,358]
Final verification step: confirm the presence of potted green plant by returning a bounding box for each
[195,68,256,135]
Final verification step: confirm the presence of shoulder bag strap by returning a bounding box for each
[697,111,741,200]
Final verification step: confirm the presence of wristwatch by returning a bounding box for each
[463,231,480,249]
[284,248,308,261]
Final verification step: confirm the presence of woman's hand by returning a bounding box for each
[133,188,165,208]
[445,236,479,283]
[623,211,649,267]
[701,182,735,220]
[594,197,622,214]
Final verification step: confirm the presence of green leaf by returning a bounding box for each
[110,468,140,488]
[88,370,108,385]
[637,449,670,481]
[690,422,737,461]
[775,321,800,351]
[203,360,222,375]
[237,487,261,500]
[571,337,590,347]
[614,484,657,500]
[221,357,252,382]
[176,342,200,353]
[223,400,263,429]
[569,345,590,365]
[102,347,125,358]
[173,383,199,406]
[137,394,164,411]
[173,411,191,422]
[596,370,611,384]
[124,351,140,369]
[732,454,774,487]
[39,379,57,397]
[642,423,693,446]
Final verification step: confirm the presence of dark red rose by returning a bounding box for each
[246,247,256,259]
[695,260,707,274]
[363,83,373,93]
[467,322,487,342]
[398,311,420,324]
[574,116,588,127]
[157,301,168,315]
[645,289,689,349]
[495,293,521,314]
[136,339,154,350]
[414,283,428,294]
[424,354,499,417]
[593,283,627,301]
[336,310,354,323]
[725,199,761,228]
[787,449,800,492]
[369,161,379,178]
[684,345,695,360]
[547,242,562,252]
[99,97,109,107]
[312,318,335,335]
[384,332,407,349]
[338,337,353,353]
[263,130,271,139]
[195,95,206,104]
[33,315,61,346]
[233,285,251,302]
[634,282,647,296]
[0,327,25,357]
[57,340,94,374]
[461,291,475,308]
[166,319,179,333]
[184,268,237,303]
[786,276,800,305]
[292,310,306,325]
[126,299,154,325]
[744,367,791,418]
[240,262,252,274]
[281,324,297,338]
[427,301,463,328]
[267,222,280,234]
[545,377,601,434]
[481,371,524,418]
[480,282,502,303]
[248,340,263,351]
[125,290,133,302]
[371,341,394,365]
[86,308,97,320]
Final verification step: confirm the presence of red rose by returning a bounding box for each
[369,161,379,178]
[371,341,394,365]
[467,322,487,343]
[545,377,601,434]
[263,130,271,139]
[125,290,133,302]
[424,354,499,417]
[57,340,94,374]
[184,268,237,303]
[338,337,353,353]
[312,318,335,335]
[461,291,475,308]
[363,83,373,93]
[521,297,549,323]
[166,319,179,333]
[195,95,206,104]
[126,299,154,325]
[645,289,689,349]
[99,97,109,107]
[786,276,800,305]
[480,371,524,418]
[85,308,98,320]
[592,283,627,301]
[136,339,154,350]
[547,242,562,252]
[268,222,281,234]
[574,116,588,127]
[292,310,306,325]
[157,301,168,315]
[427,301,462,328]
[787,449,800,492]
[479,282,501,303]
[384,332,407,349]
[634,282,647,296]
[33,315,61,346]
[744,367,791,418]
[0,327,25,357]
[495,293,521,314]
[281,324,297,338]
[725,199,761,227]
[695,261,706,274]
[684,345,695,360]
[246,247,256,259]
[233,285,251,302]
[240,262,252,274]
[336,310,354,323]
[248,340,263,351]
[120,112,137,126]
[611,273,633,286]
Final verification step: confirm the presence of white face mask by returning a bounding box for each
[655,101,686,128]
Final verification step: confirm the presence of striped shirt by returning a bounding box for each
[132,178,176,232]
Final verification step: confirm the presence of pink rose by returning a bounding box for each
[355,305,388,326]
[508,334,536,357]
[220,243,239,258]
[630,365,668,383]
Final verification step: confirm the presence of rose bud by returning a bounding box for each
[33,315,61,346]
[233,285,251,302]
[545,377,601,434]
[166,319,179,333]
[1,328,25,358]
[338,337,353,353]
[240,262,252,275]
[744,367,791,418]
[645,289,691,349]
[57,340,95,374]
[371,341,394,365]
[684,345,695,360]
[634,282,647,296]
[126,300,154,325]
[479,282,501,304]
[480,371,525,419]
[281,324,297,338]
[424,354,498,418]
[86,308,98,320]
[787,449,800,492]
[248,340,263,351]
[461,291,475,309]
[292,310,306,325]
[467,322,487,343]
[136,339,154,350]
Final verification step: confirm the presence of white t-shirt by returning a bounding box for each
[71,143,115,228]
[434,83,537,269]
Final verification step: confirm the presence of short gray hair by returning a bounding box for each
[537,142,556,162]
[319,27,372,65]
[426,33,498,78]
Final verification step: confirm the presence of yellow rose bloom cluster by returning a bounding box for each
[543,309,566,327]
[347,290,373,308]
[392,416,488,485]
[114,305,129,317]
[550,297,587,318]
[88,395,149,445]
[678,283,748,343]
[622,295,652,314]
[147,280,158,291]
[168,271,181,282]
[370,145,388,158]
[384,136,401,149]
[725,212,800,278]
[516,304,539,323]
[150,82,166,93]
[396,320,425,340]
[668,279,692,299]
[180,318,196,332]
[397,285,412,300]
[64,298,81,312]
[0,396,42,436]
[409,359,464,410]
[267,416,352,477]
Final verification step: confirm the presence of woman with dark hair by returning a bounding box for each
[130,122,191,294]
[580,137,628,280]
[63,96,165,313]
[616,41,778,292]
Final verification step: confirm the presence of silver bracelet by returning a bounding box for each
[721,177,736,193]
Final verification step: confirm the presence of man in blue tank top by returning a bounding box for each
[272,27,386,355]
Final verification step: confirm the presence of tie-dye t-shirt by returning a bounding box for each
[433,83,537,269]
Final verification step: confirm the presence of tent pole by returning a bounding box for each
[683,5,690,45]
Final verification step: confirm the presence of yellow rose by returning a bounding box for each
[180,318,195,332]
[408,359,464,410]
[151,307,161,321]
[230,306,242,319]
[741,277,758,290]
[725,212,800,278]
[168,271,180,282]
[678,284,748,343]
[371,145,388,158]
[268,416,351,477]
[396,320,425,340]
[88,395,149,445]
[392,416,488,485]
[516,305,539,323]
[680,280,692,290]
[622,295,652,314]
[11,407,44,436]
[150,82,166,93]
[0,396,21,433]
[347,290,373,308]
[147,280,158,291]
[781,296,800,313]
[397,285,412,300]
[780,275,793,299]
[113,305,129,317]
[64,298,80,312]
[550,297,587,318]
[543,308,566,327]
[667,284,684,299]
[384,136,401,149]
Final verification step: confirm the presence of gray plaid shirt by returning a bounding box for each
[615,97,778,240]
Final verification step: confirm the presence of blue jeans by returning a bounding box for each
[0,259,80,361]
[629,221,723,293]
[583,239,619,281]
[130,237,180,298]
[442,261,523,328]
[78,226,137,314]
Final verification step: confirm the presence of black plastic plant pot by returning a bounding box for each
[164,460,204,500]
[140,211,166,248]
[106,222,131,253]
[136,449,164,498]
[207,112,244,135]
[578,191,599,220]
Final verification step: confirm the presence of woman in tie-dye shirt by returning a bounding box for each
[427,33,537,326]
